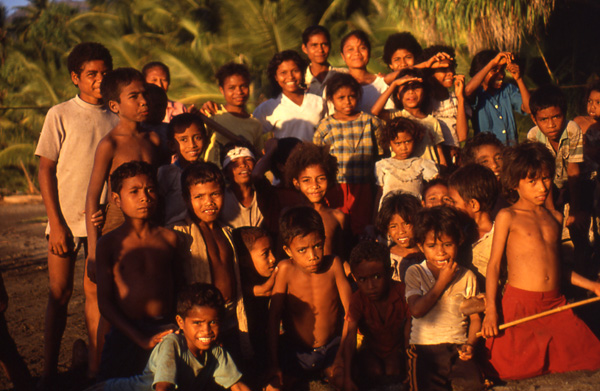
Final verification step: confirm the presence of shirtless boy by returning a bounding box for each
[482,141,600,380]
[95,161,180,380]
[267,207,352,390]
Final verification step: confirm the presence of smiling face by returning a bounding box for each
[390,132,415,160]
[176,305,219,357]
[275,60,303,96]
[431,60,455,88]
[71,60,109,105]
[418,231,458,276]
[283,232,325,274]
[473,144,503,178]
[110,80,148,123]
[516,170,552,207]
[352,260,389,301]
[249,236,277,278]
[220,74,250,109]
[188,180,223,225]
[587,90,600,120]
[145,66,169,92]
[387,213,414,249]
[293,164,328,205]
[389,49,415,71]
[533,106,566,142]
[341,36,370,69]
[226,156,255,186]
[113,174,157,220]
[482,64,505,92]
[173,123,205,165]
[302,33,331,66]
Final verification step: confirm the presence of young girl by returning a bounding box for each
[252,50,325,142]
[372,68,447,167]
[284,142,348,261]
[313,72,381,235]
[142,61,188,123]
[375,117,438,206]
[376,192,423,282]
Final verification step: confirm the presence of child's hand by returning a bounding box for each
[48,221,74,256]
[454,75,465,98]
[588,281,600,297]
[481,310,499,338]
[85,209,105,230]
[140,327,176,350]
[426,52,454,68]
[457,344,474,361]
[87,256,97,283]
[254,267,278,297]
[506,59,521,80]
[492,52,512,67]
[437,259,458,288]
[392,76,423,90]
[200,101,220,116]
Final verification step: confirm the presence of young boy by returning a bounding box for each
[421,177,451,208]
[448,164,499,284]
[465,50,530,145]
[482,142,600,380]
[301,25,343,96]
[461,132,504,178]
[201,63,264,167]
[157,113,208,226]
[90,283,251,391]
[266,207,352,390]
[95,161,181,380]
[35,42,116,385]
[341,241,410,390]
[172,162,250,359]
[405,206,484,391]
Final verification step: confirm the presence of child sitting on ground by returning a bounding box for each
[284,142,348,260]
[376,192,423,282]
[158,113,208,226]
[266,207,352,390]
[372,68,447,167]
[482,141,600,380]
[95,162,181,380]
[465,51,530,145]
[421,177,452,208]
[313,72,381,236]
[375,117,438,206]
[448,164,499,285]
[340,241,411,390]
[173,162,250,360]
[90,283,251,391]
[405,206,484,391]
[142,61,188,123]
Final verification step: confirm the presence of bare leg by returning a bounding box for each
[0,313,33,391]
[83,258,101,379]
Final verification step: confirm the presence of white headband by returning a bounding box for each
[222,146,255,168]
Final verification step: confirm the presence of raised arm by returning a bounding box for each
[39,156,72,256]
[454,75,468,143]
[265,261,289,391]
[465,52,510,98]
[506,59,530,114]
[371,76,422,119]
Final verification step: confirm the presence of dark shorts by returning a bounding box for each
[280,334,341,375]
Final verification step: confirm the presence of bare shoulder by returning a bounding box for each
[547,208,563,225]
[276,259,294,275]
[330,208,346,227]
[154,225,179,247]
[496,206,516,224]
[147,130,162,146]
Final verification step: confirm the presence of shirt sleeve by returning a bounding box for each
[313,120,329,145]
[252,102,273,134]
[375,160,386,187]
[212,347,243,389]
[430,119,445,145]
[568,121,584,164]
[527,127,539,141]
[35,106,64,161]
[421,159,439,181]
[151,336,180,387]
[404,265,424,300]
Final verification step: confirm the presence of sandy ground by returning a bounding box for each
[1,202,600,390]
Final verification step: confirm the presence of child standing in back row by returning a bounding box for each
[143,61,188,123]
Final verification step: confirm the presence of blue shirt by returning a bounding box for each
[471,83,524,145]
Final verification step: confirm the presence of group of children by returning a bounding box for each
[2,22,600,391]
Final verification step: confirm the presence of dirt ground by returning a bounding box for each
[1,201,600,391]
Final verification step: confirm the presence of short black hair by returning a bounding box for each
[284,142,338,188]
[500,141,555,204]
[271,137,303,181]
[279,206,325,247]
[67,42,113,76]
[422,177,448,199]
[215,62,251,87]
[167,113,208,142]
[181,161,225,203]
[448,164,498,213]
[584,80,600,104]
[142,61,170,83]
[233,226,270,254]
[378,117,424,152]
[529,84,567,118]
[382,32,422,66]
[413,206,463,246]
[376,191,422,236]
[144,83,168,125]
[349,241,391,273]
[461,132,504,165]
[101,67,145,104]
[177,283,225,319]
[469,49,499,77]
[302,25,331,45]
[324,72,362,102]
[110,161,156,194]
[340,30,371,55]
[267,50,307,95]
[391,68,428,111]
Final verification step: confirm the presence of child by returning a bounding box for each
[35,42,116,385]
[91,283,251,391]
[284,142,348,260]
[465,50,531,144]
[266,207,352,390]
[95,161,181,380]
[574,80,600,134]
[421,177,451,208]
[313,72,381,236]
[142,61,188,122]
[375,117,438,205]
[448,164,499,284]
[341,241,411,390]
[405,206,484,391]
[172,162,251,359]
[301,25,343,96]
[482,141,600,380]
[141,83,169,144]
[157,113,208,226]
[375,191,423,282]
[372,68,447,167]
[461,132,504,178]
[253,50,325,142]
[201,63,264,167]
[86,67,164,280]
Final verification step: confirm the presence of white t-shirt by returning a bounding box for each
[357,76,395,113]
[219,187,263,229]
